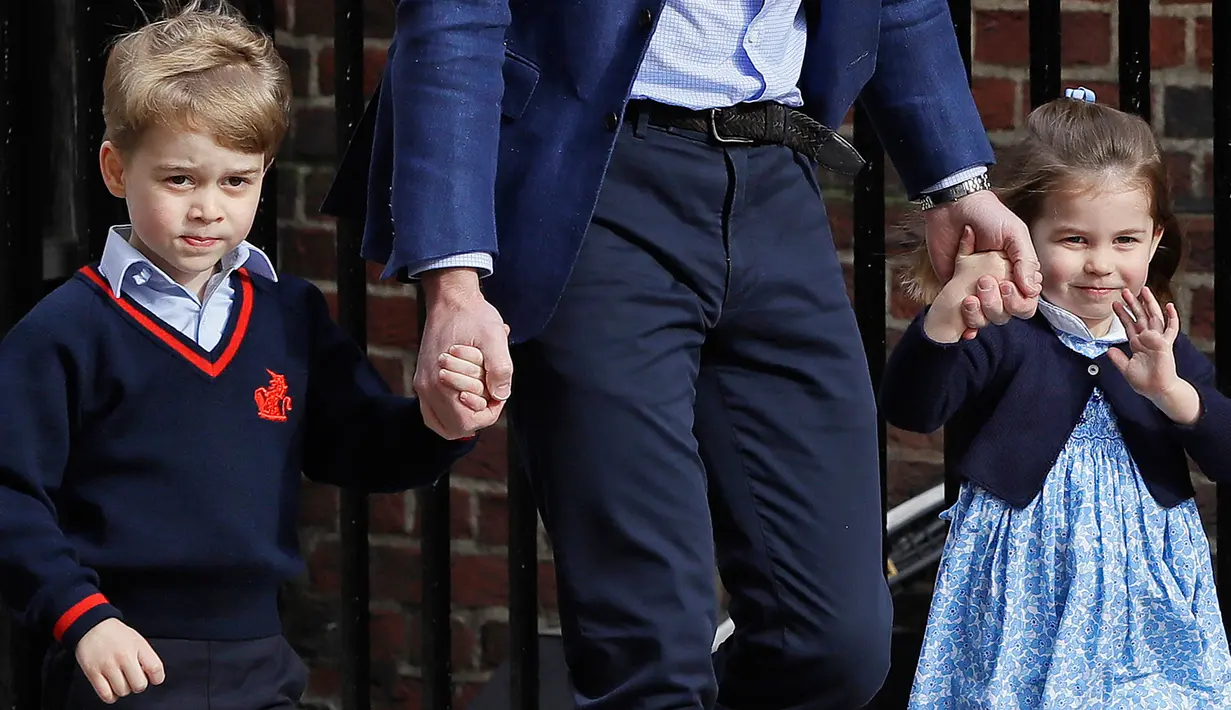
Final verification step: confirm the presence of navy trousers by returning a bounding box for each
[41,634,307,710]
[509,113,893,710]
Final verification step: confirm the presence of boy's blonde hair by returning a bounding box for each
[102,0,290,160]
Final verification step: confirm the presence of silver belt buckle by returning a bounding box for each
[709,108,754,145]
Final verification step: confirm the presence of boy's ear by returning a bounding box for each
[99,141,128,199]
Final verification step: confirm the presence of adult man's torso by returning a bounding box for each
[333,0,900,340]
[477,0,880,338]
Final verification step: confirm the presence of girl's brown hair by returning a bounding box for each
[896,97,1183,305]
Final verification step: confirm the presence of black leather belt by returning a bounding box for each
[625,100,866,177]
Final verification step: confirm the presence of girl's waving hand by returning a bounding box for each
[1108,286,1201,425]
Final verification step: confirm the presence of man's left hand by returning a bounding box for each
[924,189,1042,332]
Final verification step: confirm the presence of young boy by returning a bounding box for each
[0,2,496,707]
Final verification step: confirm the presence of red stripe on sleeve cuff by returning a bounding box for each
[53,593,108,641]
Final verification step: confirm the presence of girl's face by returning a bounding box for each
[1030,178,1162,337]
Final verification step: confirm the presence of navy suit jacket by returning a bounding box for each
[323,0,995,342]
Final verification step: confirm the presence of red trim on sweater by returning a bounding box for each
[80,266,253,377]
[53,593,108,641]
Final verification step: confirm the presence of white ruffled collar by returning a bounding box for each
[1037,297,1127,345]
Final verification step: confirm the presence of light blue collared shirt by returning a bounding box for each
[1038,297,1128,345]
[96,226,279,352]
[631,0,807,109]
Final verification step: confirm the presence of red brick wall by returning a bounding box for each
[272,2,1216,708]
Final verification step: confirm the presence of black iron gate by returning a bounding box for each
[0,0,1226,708]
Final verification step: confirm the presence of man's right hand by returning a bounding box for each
[75,618,165,703]
[417,268,513,439]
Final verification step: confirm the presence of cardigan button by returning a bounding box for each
[1088,363,1100,376]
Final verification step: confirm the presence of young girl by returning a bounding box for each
[882,92,1231,708]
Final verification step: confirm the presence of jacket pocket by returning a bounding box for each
[501,50,540,120]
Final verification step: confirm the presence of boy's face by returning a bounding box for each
[100,125,267,290]
[1030,178,1162,336]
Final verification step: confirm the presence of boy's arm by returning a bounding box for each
[879,307,1002,433]
[300,285,475,492]
[1170,336,1231,481]
[0,316,122,649]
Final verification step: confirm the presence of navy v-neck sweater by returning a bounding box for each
[880,309,1231,509]
[0,266,473,650]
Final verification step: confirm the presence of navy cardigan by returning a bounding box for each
[880,310,1231,508]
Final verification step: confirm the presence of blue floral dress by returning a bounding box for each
[909,307,1231,709]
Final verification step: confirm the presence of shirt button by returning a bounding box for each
[638,8,653,28]
[1088,364,1100,376]
[604,111,620,131]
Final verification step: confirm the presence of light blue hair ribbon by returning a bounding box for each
[1064,86,1097,103]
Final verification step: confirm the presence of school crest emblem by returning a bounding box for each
[254,369,293,422]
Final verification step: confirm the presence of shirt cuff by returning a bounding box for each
[404,252,494,279]
[920,165,989,194]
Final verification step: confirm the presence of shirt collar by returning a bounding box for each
[1037,297,1127,344]
[98,225,278,298]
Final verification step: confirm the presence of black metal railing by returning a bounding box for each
[942,0,973,508]
[1213,0,1231,631]
[0,1,1225,708]
[328,0,372,707]
[1,2,49,708]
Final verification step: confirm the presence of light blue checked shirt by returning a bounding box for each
[631,0,808,109]
[412,0,985,277]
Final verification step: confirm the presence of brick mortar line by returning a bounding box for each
[886,448,945,464]
[291,95,339,111]
[1159,138,1215,153]
[973,0,1098,11]
[444,544,556,563]
[1179,286,1197,332]
[275,212,335,233]
[971,65,1215,85]
[1180,146,1203,193]
[450,478,510,495]
[1185,12,1197,67]
[1152,4,1213,20]
[971,0,1209,16]
[396,665,495,685]
[282,2,296,32]
[284,167,308,224]
[301,531,556,558]
[273,33,329,53]
[277,32,391,49]
[289,214,341,231]
[366,599,408,614]
[304,277,415,300]
[365,343,410,359]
